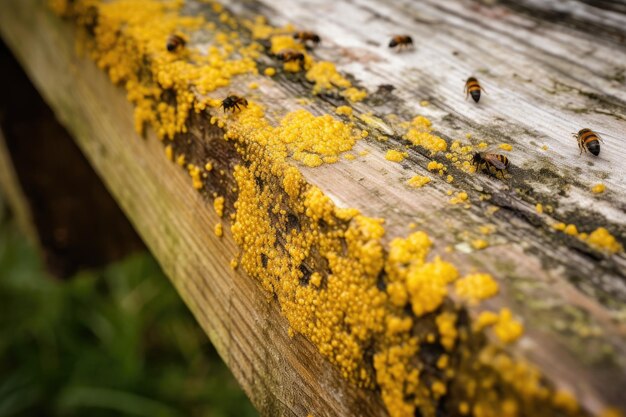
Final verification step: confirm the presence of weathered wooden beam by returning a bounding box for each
[0,0,624,416]
[0,2,385,416]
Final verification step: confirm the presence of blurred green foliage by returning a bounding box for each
[0,198,257,417]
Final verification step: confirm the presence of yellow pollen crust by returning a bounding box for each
[407,175,431,188]
[585,227,623,254]
[51,1,595,416]
[335,105,353,116]
[213,196,225,217]
[455,273,499,303]
[405,116,448,153]
[471,239,489,250]
[386,149,408,162]
[591,183,606,194]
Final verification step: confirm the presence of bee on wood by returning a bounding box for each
[389,35,413,49]
[465,76,483,102]
[276,49,305,65]
[472,151,509,174]
[166,34,186,52]
[221,94,248,112]
[293,31,320,46]
[574,128,603,156]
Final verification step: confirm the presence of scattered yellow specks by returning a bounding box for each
[479,224,496,235]
[465,133,472,139]
[436,312,458,351]
[213,196,225,217]
[493,308,524,344]
[535,203,543,214]
[499,143,513,151]
[270,34,303,55]
[437,354,449,369]
[230,258,238,269]
[405,116,447,153]
[248,81,259,89]
[205,161,213,171]
[449,191,469,205]
[420,100,429,107]
[564,224,578,236]
[585,227,623,254]
[427,161,446,175]
[541,145,549,151]
[188,164,203,189]
[176,154,186,166]
[455,273,499,302]
[343,153,356,160]
[342,87,368,102]
[335,105,353,116]
[431,381,447,397]
[446,174,454,183]
[553,390,579,414]
[475,311,500,331]
[592,183,606,194]
[407,175,431,188]
[214,222,223,237]
[165,144,173,161]
[305,61,350,92]
[358,150,369,157]
[459,402,470,415]
[264,67,276,76]
[385,149,408,162]
[486,205,500,215]
[471,239,489,250]
[552,222,566,231]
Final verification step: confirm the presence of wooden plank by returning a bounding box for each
[0,129,39,245]
[1,0,624,416]
[0,2,385,416]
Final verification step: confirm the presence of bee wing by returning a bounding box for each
[483,153,507,170]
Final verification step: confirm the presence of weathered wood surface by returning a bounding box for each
[1,0,625,415]
[0,2,387,416]
[229,0,626,410]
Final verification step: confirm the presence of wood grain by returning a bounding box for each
[0,1,386,416]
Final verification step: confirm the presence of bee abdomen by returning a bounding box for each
[587,139,600,156]
[470,90,481,102]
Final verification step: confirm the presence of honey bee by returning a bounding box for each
[472,151,509,174]
[465,76,483,102]
[276,49,305,65]
[389,35,413,49]
[293,31,321,46]
[574,128,603,156]
[166,34,186,52]
[221,94,248,112]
